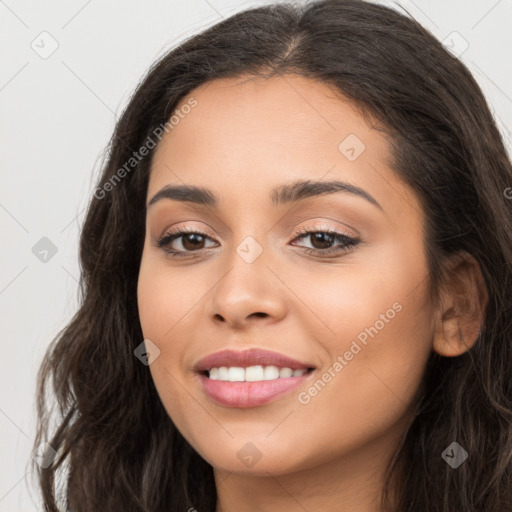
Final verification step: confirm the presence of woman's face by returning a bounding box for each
[137,74,436,476]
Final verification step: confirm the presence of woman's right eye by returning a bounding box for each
[155,229,218,258]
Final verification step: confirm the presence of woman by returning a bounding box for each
[33,0,512,510]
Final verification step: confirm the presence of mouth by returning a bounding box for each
[197,367,316,408]
[193,348,317,408]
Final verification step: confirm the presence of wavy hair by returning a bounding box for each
[33,0,512,510]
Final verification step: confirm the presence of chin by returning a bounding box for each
[195,437,317,476]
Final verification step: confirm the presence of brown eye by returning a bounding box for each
[156,229,218,257]
[308,232,336,250]
[180,233,207,251]
[291,229,360,257]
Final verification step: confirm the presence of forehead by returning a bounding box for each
[148,74,419,220]
[152,74,381,166]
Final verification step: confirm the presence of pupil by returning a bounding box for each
[311,232,333,249]
[183,234,204,250]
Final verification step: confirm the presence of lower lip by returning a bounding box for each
[198,371,314,408]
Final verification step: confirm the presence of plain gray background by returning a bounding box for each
[1,0,511,510]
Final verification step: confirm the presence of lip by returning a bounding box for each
[194,348,315,372]
[193,348,316,408]
[198,371,315,408]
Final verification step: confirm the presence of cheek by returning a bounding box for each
[136,250,214,412]
[137,251,207,344]
[137,255,200,439]
[289,245,434,429]
[294,271,433,446]
[138,247,170,328]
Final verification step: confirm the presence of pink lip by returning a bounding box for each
[193,348,316,408]
[198,372,314,408]
[194,348,314,372]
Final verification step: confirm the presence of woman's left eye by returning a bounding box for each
[155,228,360,258]
[290,229,360,257]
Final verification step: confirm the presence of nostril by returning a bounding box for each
[251,312,268,318]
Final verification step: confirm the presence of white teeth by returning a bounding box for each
[279,367,293,378]
[245,365,264,381]
[227,367,245,381]
[207,365,310,382]
[263,365,280,380]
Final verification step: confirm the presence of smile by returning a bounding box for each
[198,367,316,408]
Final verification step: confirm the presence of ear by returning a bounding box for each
[432,251,488,357]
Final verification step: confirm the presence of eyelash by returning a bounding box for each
[155,225,360,259]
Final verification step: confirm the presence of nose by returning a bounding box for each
[206,242,288,330]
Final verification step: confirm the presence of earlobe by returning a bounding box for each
[433,311,481,357]
[432,252,488,357]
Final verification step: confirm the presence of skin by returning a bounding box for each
[137,74,487,512]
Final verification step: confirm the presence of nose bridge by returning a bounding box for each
[208,232,287,326]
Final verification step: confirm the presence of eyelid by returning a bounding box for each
[293,223,357,239]
[156,222,216,241]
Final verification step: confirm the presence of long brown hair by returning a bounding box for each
[33,0,512,510]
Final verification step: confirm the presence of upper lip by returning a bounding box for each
[194,348,315,372]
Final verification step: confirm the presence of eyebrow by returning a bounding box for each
[147,179,383,211]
